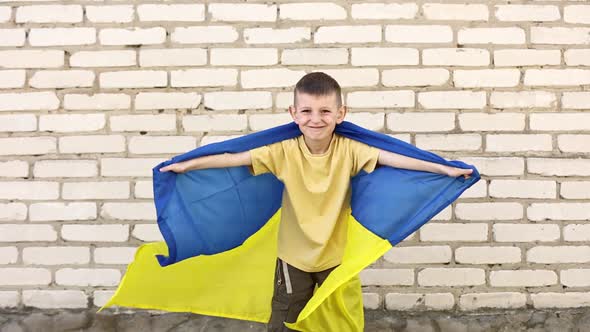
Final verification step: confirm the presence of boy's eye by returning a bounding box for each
[322,110,331,113]
[301,110,310,113]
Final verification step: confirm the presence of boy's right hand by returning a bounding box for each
[159,162,188,173]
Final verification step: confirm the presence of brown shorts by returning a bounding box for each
[267,258,339,332]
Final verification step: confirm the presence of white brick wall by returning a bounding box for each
[0,0,589,312]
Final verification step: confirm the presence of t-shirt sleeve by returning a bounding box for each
[349,139,380,176]
[248,141,284,176]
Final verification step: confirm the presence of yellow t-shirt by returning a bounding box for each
[249,134,380,272]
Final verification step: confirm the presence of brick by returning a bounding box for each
[527,246,590,263]
[346,91,414,108]
[0,50,62,68]
[316,25,381,43]
[170,68,237,87]
[23,247,89,265]
[352,3,417,19]
[56,268,120,286]
[0,70,25,88]
[110,114,176,132]
[0,247,17,264]
[70,50,135,67]
[201,135,243,146]
[129,136,196,155]
[494,49,561,66]
[140,48,206,67]
[458,27,525,45]
[386,293,454,311]
[490,270,557,287]
[486,134,552,152]
[0,28,25,47]
[22,290,87,309]
[420,223,487,242]
[459,113,524,131]
[132,224,163,242]
[387,113,455,132]
[280,3,345,20]
[531,113,590,131]
[0,268,51,285]
[93,291,114,307]
[59,135,125,154]
[0,291,18,308]
[40,114,105,132]
[30,70,94,88]
[494,5,560,21]
[561,269,590,287]
[63,181,129,200]
[0,224,57,242]
[363,293,381,310]
[415,134,481,151]
[384,246,451,264]
[64,93,130,110]
[453,69,520,88]
[456,202,523,221]
[0,137,56,156]
[565,49,590,66]
[418,91,485,109]
[34,160,96,178]
[29,28,95,46]
[528,203,590,221]
[382,69,449,86]
[556,136,590,154]
[564,225,590,242]
[172,26,238,44]
[282,48,348,65]
[101,158,164,177]
[460,293,526,310]
[134,181,153,199]
[0,203,26,221]
[0,6,10,22]
[249,113,292,131]
[532,292,590,309]
[211,48,277,66]
[489,180,556,199]
[85,5,134,23]
[360,269,414,286]
[137,4,204,21]
[455,246,521,264]
[525,69,590,86]
[351,47,417,66]
[0,181,58,200]
[183,114,247,132]
[135,92,201,110]
[208,3,276,22]
[242,68,306,88]
[204,91,272,111]
[528,158,590,177]
[0,114,35,132]
[244,27,310,44]
[418,268,485,287]
[423,4,488,21]
[531,27,590,45]
[61,224,129,242]
[422,48,489,66]
[345,112,384,131]
[564,5,590,24]
[30,202,96,222]
[100,70,167,88]
[490,91,556,108]
[16,5,82,23]
[94,247,137,265]
[561,181,590,199]
[0,92,59,111]
[459,180,487,199]
[385,25,452,43]
[99,27,165,46]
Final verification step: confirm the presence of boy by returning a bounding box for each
[160,72,472,331]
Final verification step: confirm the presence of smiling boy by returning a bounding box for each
[160,72,472,331]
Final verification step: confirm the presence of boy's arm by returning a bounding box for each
[159,151,252,173]
[377,149,473,179]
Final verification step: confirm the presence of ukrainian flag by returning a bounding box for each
[100,121,480,331]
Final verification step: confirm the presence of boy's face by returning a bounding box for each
[288,92,347,143]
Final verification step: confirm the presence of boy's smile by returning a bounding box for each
[288,91,347,155]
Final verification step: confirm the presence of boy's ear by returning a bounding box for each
[288,105,299,124]
[336,105,347,124]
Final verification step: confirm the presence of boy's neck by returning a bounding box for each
[303,133,334,155]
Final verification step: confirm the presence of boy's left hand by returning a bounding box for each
[445,166,473,179]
